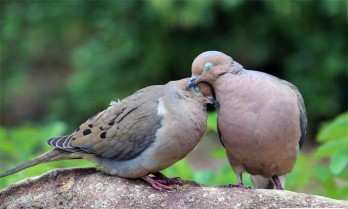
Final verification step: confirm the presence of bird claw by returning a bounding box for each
[272,175,284,190]
[152,172,183,185]
[154,176,183,185]
[168,177,183,185]
[142,176,173,191]
[229,183,251,189]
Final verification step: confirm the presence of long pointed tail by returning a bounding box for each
[0,149,79,178]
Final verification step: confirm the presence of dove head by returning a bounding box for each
[196,82,219,108]
[186,51,236,89]
[172,78,219,108]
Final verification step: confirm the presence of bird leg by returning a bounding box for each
[272,175,284,190]
[229,172,251,189]
[152,172,183,185]
[141,176,173,191]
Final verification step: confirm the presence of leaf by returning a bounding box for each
[313,165,334,186]
[314,137,348,158]
[317,112,348,142]
[330,150,348,175]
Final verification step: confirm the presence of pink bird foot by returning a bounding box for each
[229,173,251,189]
[142,176,174,191]
[153,172,183,185]
[229,183,251,189]
[272,175,284,190]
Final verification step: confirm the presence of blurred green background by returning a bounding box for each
[0,0,347,199]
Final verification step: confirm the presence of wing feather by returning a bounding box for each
[47,86,164,160]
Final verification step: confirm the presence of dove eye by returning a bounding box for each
[192,85,202,95]
[204,62,214,71]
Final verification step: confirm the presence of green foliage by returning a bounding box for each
[316,113,348,176]
[287,112,348,199]
[207,112,218,133]
[0,0,346,135]
[0,122,93,189]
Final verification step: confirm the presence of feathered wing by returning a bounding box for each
[48,85,164,160]
[0,86,164,178]
[281,80,307,148]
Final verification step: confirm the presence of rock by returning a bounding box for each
[0,168,346,209]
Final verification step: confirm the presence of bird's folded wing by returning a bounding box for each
[281,80,308,149]
[48,87,163,161]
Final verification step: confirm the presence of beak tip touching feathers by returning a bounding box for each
[1,51,306,191]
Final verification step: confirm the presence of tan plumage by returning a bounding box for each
[0,78,216,190]
[187,51,307,190]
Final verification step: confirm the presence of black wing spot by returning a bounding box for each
[100,132,106,139]
[83,129,92,136]
[108,121,115,126]
[88,124,93,128]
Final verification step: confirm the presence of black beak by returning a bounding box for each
[186,76,198,90]
[207,96,220,109]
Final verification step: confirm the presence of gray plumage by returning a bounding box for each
[1,79,215,190]
[187,51,307,189]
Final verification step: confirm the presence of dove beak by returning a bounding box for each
[206,96,220,109]
[186,76,199,90]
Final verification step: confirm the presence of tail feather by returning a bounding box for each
[0,149,79,178]
[48,136,77,150]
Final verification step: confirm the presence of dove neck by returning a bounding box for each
[213,70,246,103]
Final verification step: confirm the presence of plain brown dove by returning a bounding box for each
[0,79,218,190]
[187,51,307,190]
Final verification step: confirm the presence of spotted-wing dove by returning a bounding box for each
[0,79,218,190]
[187,51,307,190]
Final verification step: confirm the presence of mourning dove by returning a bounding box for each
[187,51,307,190]
[0,79,218,190]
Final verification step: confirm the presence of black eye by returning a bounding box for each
[204,62,214,71]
